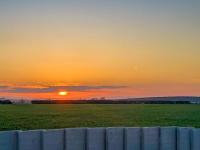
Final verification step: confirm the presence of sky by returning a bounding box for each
[0,0,200,100]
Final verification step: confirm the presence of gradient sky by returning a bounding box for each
[0,0,200,99]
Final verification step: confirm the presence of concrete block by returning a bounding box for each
[65,128,86,150]
[106,127,124,150]
[87,128,105,150]
[18,130,41,150]
[124,127,141,150]
[143,127,159,150]
[160,127,176,150]
[191,128,200,150]
[42,129,64,150]
[0,131,17,150]
[177,127,192,150]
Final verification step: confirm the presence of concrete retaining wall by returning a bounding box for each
[0,127,200,150]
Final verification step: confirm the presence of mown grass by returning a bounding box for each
[0,104,200,131]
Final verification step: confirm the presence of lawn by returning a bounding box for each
[0,104,200,131]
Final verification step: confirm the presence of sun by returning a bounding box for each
[58,91,68,96]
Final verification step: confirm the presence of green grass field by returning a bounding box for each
[0,104,200,131]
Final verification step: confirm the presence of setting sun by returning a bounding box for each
[58,91,68,96]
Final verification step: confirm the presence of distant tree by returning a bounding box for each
[0,100,12,104]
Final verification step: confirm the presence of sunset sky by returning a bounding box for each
[0,0,200,99]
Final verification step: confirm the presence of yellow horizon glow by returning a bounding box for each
[58,91,68,96]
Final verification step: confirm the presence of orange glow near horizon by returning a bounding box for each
[0,84,200,100]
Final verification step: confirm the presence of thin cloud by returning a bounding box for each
[0,86,9,89]
[0,85,127,93]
